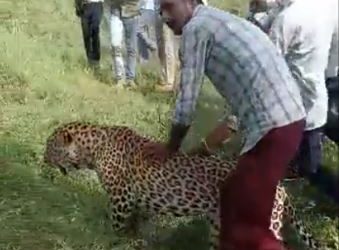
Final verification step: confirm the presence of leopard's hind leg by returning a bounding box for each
[269,185,287,242]
[283,194,330,250]
[207,208,220,250]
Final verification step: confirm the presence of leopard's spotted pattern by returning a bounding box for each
[43,122,328,250]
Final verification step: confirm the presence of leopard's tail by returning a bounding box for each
[284,195,331,250]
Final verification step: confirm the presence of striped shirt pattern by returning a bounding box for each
[174,5,306,154]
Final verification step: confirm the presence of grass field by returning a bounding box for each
[0,0,338,249]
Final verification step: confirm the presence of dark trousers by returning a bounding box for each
[80,2,103,63]
[219,120,304,250]
[292,128,323,176]
[324,75,339,145]
[292,128,339,204]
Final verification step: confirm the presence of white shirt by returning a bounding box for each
[86,0,104,3]
[139,0,154,10]
[246,0,293,33]
[201,0,208,5]
[269,0,338,130]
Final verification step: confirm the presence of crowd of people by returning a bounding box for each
[75,0,180,91]
[74,0,338,249]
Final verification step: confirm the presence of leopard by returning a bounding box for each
[43,121,329,250]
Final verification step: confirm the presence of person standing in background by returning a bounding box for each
[108,0,140,88]
[137,0,158,63]
[75,0,104,69]
[154,0,178,92]
[137,0,179,92]
[138,0,209,92]
[247,0,339,204]
[154,0,208,92]
[136,0,178,91]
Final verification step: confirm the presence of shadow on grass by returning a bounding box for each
[153,219,209,250]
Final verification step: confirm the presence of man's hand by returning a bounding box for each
[187,139,213,156]
[167,123,191,152]
[188,119,237,156]
[142,123,190,163]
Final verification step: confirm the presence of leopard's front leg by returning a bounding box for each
[97,158,135,233]
[107,191,134,232]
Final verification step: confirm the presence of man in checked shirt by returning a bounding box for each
[142,1,306,249]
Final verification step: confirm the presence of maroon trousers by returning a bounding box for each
[219,120,305,250]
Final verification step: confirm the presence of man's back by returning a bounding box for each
[178,5,305,153]
[269,0,337,130]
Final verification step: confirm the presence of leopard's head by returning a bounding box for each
[43,123,97,175]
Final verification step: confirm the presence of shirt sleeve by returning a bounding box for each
[268,11,317,115]
[172,25,210,126]
[268,14,293,56]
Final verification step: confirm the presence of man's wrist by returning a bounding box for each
[201,138,213,154]
[167,123,190,153]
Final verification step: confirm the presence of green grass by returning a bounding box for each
[0,0,338,249]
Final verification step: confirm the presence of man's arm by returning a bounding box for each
[166,25,210,153]
[268,14,291,56]
[207,114,238,148]
[167,123,190,152]
[191,114,238,155]
[269,13,318,114]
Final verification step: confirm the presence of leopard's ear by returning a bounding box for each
[56,130,73,145]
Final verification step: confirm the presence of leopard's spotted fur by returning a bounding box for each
[43,122,328,250]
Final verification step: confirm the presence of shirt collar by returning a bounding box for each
[182,4,205,32]
[192,3,205,18]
